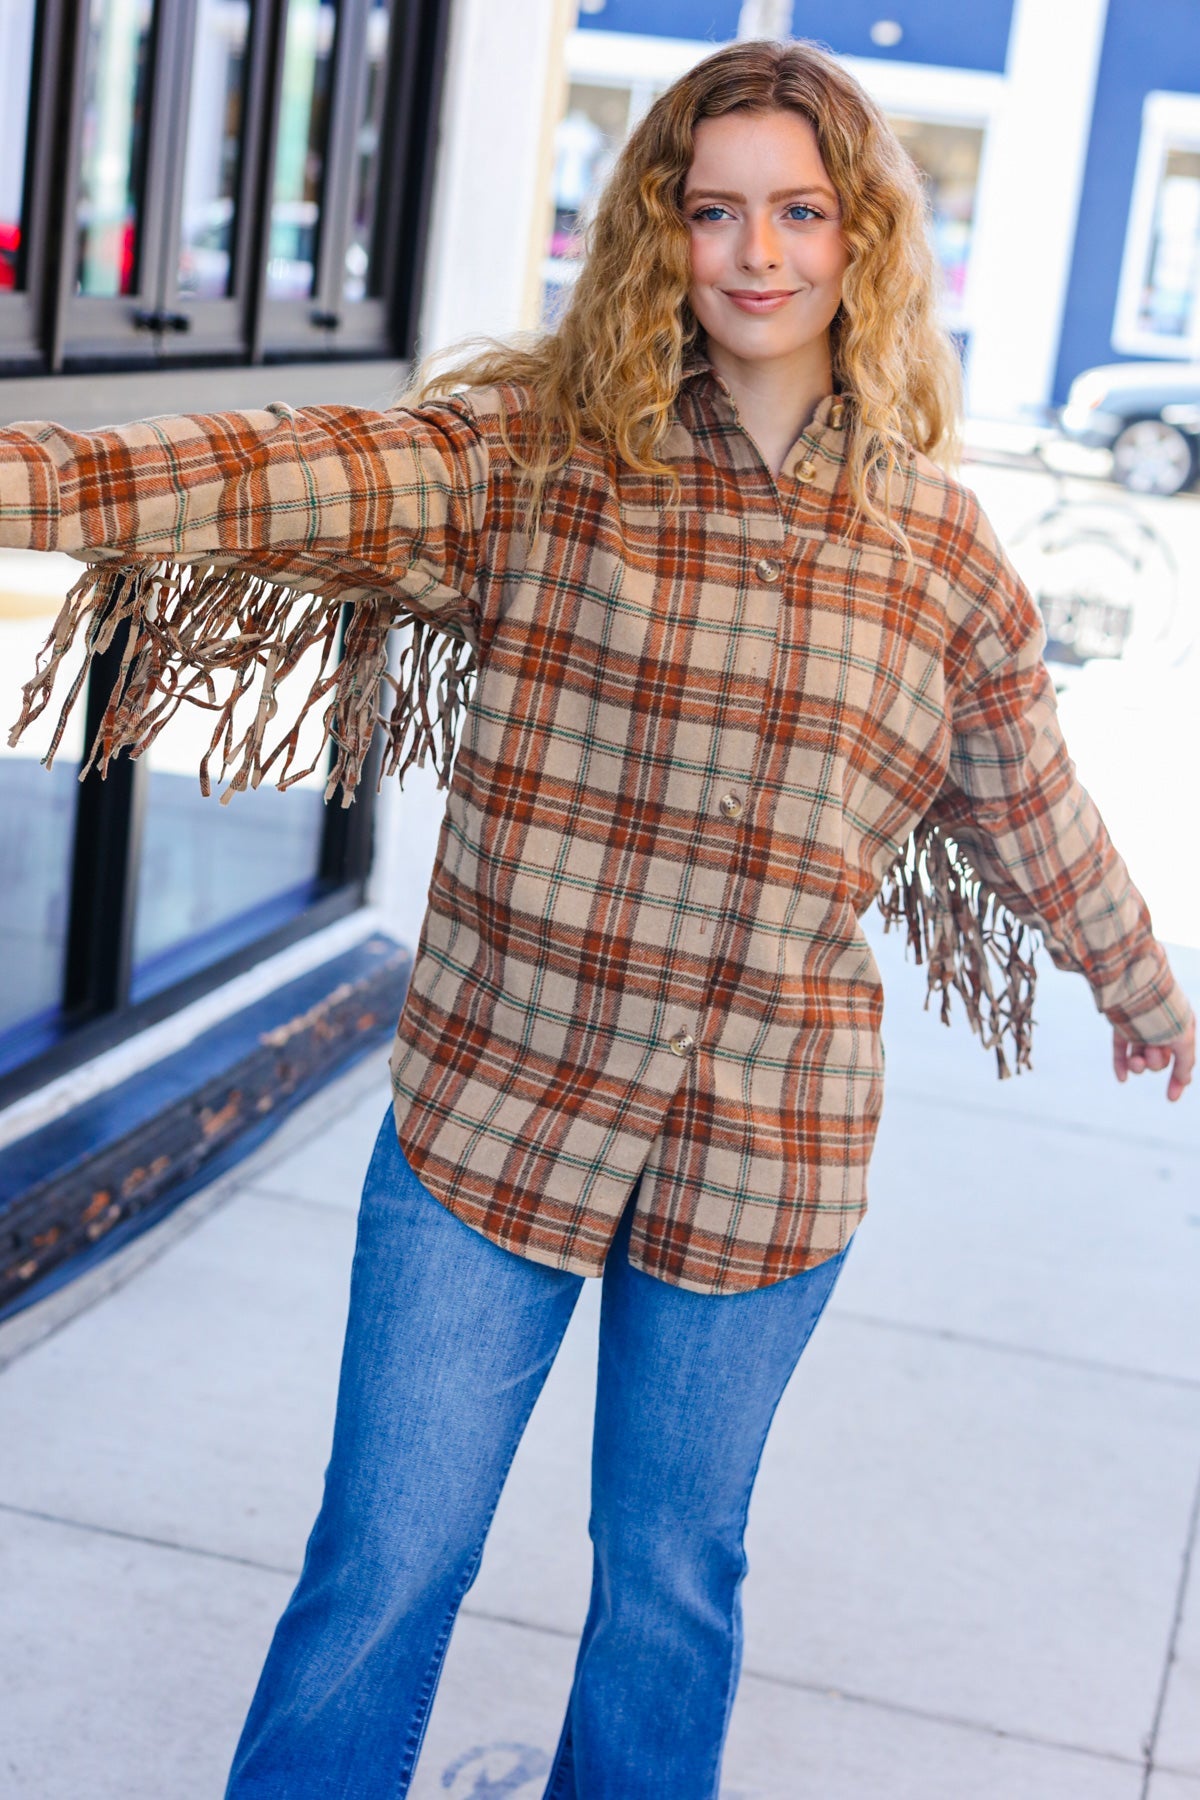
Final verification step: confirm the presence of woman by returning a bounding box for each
[4,38,1193,1799]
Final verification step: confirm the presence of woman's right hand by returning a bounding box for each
[1113,1013,1196,1102]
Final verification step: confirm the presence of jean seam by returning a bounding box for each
[540,1560,602,1800]
[697,1245,852,1800]
[393,1565,474,1792]
[392,1337,578,1796]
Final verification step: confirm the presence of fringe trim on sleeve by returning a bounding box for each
[8,558,476,805]
[877,820,1040,1078]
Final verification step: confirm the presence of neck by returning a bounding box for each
[705,335,835,476]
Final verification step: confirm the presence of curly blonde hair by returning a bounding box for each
[411,37,963,543]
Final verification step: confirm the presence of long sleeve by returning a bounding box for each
[2,396,496,799]
[931,498,1192,1048]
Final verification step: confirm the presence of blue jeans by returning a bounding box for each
[225,1111,851,1798]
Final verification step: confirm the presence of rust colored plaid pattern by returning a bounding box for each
[1,362,1191,1291]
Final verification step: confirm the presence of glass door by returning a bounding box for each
[326,0,402,350]
[0,0,66,368]
[255,0,343,351]
[54,0,179,363]
[156,0,274,358]
[55,0,274,366]
[0,552,88,1072]
[256,0,406,356]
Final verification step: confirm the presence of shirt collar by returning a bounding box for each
[675,340,850,479]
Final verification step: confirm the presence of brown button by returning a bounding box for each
[668,1030,696,1059]
[798,458,818,481]
[755,557,782,584]
[718,792,744,820]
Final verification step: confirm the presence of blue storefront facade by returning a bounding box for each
[1055,0,1200,400]
[563,0,1200,416]
[579,0,1014,74]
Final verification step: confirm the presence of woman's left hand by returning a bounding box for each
[1113,1015,1196,1102]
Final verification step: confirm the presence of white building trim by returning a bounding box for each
[369,0,577,956]
[565,28,713,89]
[964,0,1109,419]
[419,0,576,356]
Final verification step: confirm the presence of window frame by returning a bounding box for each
[0,0,451,374]
[51,0,186,368]
[253,0,448,361]
[154,0,278,362]
[0,0,69,371]
[0,0,451,1102]
[1113,90,1200,361]
[0,605,382,1107]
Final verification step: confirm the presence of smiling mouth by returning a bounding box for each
[721,289,798,311]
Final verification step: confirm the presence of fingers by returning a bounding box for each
[1114,1036,1166,1077]
[1168,1033,1196,1104]
[1112,1031,1193,1101]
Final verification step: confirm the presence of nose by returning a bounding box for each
[738,211,782,273]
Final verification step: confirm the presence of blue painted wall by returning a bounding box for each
[1053,0,1200,401]
[578,0,1015,75]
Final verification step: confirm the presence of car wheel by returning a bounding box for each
[1110,418,1197,496]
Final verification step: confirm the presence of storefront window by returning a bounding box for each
[343,0,392,302]
[176,0,254,301]
[75,0,157,299]
[0,3,39,296]
[267,0,339,301]
[1135,147,1200,343]
[543,81,637,323]
[1116,93,1200,359]
[129,630,331,999]
[0,554,85,1062]
[889,117,983,325]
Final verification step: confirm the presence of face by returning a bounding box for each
[683,109,850,377]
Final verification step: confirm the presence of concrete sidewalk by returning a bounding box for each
[1,919,1198,1800]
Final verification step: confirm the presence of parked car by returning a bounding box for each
[1058,362,1200,496]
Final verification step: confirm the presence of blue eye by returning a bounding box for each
[786,203,823,222]
[691,205,729,223]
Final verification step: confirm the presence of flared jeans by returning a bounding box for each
[224,1110,852,1798]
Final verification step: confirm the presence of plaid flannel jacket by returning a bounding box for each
[2,361,1191,1292]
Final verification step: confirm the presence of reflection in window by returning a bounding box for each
[0,2,38,296]
[177,0,253,301]
[890,116,984,326]
[268,0,338,302]
[542,81,633,325]
[0,554,85,1053]
[1137,148,1200,342]
[343,0,392,302]
[75,0,156,298]
[130,625,330,998]
[1116,96,1200,357]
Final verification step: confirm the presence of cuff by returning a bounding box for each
[1102,951,1194,1045]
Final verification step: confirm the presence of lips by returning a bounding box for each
[721,289,797,314]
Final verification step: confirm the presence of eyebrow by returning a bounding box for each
[683,185,839,206]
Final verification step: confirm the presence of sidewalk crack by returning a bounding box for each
[1139,1449,1200,1799]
